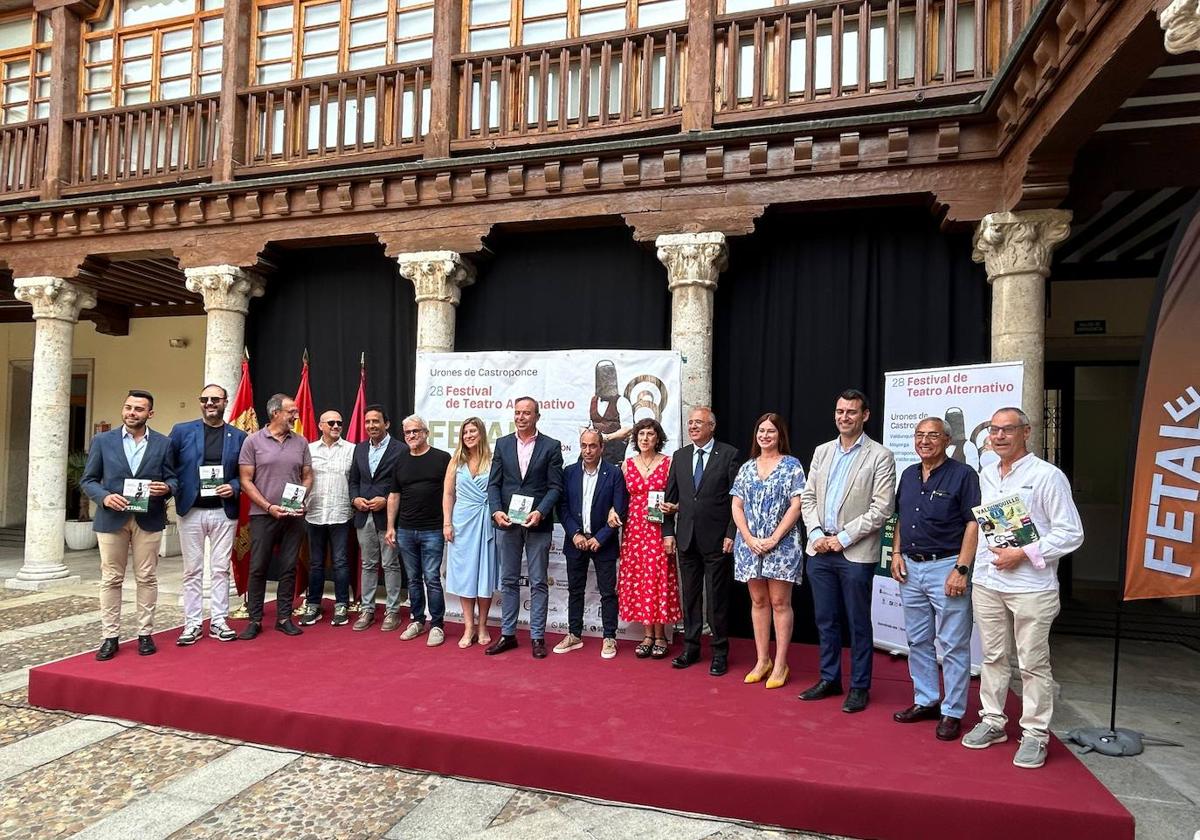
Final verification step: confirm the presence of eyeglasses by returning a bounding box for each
[913,432,946,440]
[199,396,224,404]
[403,428,426,437]
[325,420,342,427]
[987,424,1028,435]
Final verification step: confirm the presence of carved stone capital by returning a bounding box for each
[396,251,476,305]
[13,277,96,323]
[971,210,1072,281]
[1160,0,1200,54]
[655,233,729,291]
[183,265,266,314]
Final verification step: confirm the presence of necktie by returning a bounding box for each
[694,448,706,490]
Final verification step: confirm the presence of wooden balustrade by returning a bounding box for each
[243,65,430,170]
[67,97,219,189]
[0,120,48,196]
[714,0,1017,119]
[453,24,687,147]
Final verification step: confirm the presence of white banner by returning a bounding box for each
[874,361,1025,671]
[416,350,683,640]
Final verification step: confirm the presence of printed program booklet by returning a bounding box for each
[508,494,535,525]
[199,465,223,497]
[123,479,150,513]
[280,483,307,513]
[646,491,665,523]
[973,495,1040,550]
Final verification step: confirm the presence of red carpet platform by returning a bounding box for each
[29,603,1132,840]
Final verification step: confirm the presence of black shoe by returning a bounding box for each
[531,639,547,659]
[275,619,303,636]
[238,621,261,640]
[671,652,699,669]
[137,635,157,656]
[842,688,870,713]
[936,716,962,741]
[709,655,728,676]
[485,635,518,656]
[798,679,843,701]
[96,637,119,661]
[893,703,941,724]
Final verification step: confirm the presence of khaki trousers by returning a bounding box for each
[972,584,1060,743]
[97,519,163,639]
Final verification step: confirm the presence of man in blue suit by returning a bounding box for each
[485,397,564,658]
[555,428,628,658]
[168,383,247,646]
[81,390,178,661]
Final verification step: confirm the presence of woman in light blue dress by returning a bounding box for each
[730,412,806,690]
[442,417,498,648]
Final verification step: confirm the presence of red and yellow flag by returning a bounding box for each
[293,350,319,443]
[344,354,368,603]
[226,352,259,597]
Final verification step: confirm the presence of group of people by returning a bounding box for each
[82,384,1083,770]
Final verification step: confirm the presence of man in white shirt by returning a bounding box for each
[300,410,356,626]
[961,407,1084,769]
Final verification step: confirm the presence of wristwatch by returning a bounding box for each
[953,563,970,576]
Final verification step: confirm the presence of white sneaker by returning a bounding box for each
[426,626,445,647]
[176,625,202,646]
[601,638,617,659]
[400,621,426,641]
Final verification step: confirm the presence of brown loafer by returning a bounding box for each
[893,703,941,724]
[936,716,962,741]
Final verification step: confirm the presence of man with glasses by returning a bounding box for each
[237,393,313,639]
[385,415,452,646]
[889,417,980,741]
[169,384,247,645]
[961,407,1083,769]
[349,405,407,631]
[300,410,356,627]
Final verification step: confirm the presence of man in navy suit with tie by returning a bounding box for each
[485,397,564,658]
[555,428,628,658]
[81,390,178,661]
[169,384,247,646]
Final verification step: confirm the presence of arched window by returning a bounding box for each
[465,0,686,52]
[252,0,434,85]
[81,0,224,111]
[0,11,51,124]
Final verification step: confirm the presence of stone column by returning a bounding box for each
[7,278,96,590]
[656,232,729,417]
[184,265,266,399]
[1160,0,1200,54]
[395,252,476,353]
[971,210,1072,455]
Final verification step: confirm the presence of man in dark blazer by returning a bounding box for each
[663,405,740,676]
[555,428,629,658]
[485,396,564,658]
[81,389,178,661]
[168,383,247,645]
[348,404,408,630]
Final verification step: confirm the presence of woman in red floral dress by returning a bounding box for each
[617,418,680,659]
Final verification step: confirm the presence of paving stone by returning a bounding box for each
[0,596,100,632]
[559,798,730,840]
[488,789,573,827]
[384,778,513,839]
[0,689,63,748]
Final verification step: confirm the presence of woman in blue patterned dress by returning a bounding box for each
[442,417,498,648]
[730,412,805,689]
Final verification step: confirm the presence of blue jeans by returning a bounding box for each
[396,528,446,628]
[900,555,973,718]
[306,521,352,606]
[807,552,876,690]
[497,526,551,639]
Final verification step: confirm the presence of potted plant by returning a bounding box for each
[64,450,97,551]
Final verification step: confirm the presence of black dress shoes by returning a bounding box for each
[531,639,547,659]
[485,635,518,656]
[137,635,157,656]
[798,679,843,701]
[936,716,962,741]
[671,652,699,669]
[96,637,119,661]
[709,655,728,676]
[238,621,261,640]
[275,619,303,636]
[842,688,870,713]
[893,703,941,724]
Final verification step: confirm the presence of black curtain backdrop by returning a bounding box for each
[456,226,670,350]
[713,208,990,642]
[246,244,417,424]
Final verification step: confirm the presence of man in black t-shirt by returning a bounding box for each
[385,415,452,646]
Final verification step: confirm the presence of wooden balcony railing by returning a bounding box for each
[67,96,220,188]
[452,24,687,147]
[243,65,430,170]
[0,120,47,196]
[715,0,1017,119]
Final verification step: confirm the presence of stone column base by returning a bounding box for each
[6,575,83,591]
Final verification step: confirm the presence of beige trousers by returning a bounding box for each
[97,519,163,639]
[972,584,1060,743]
